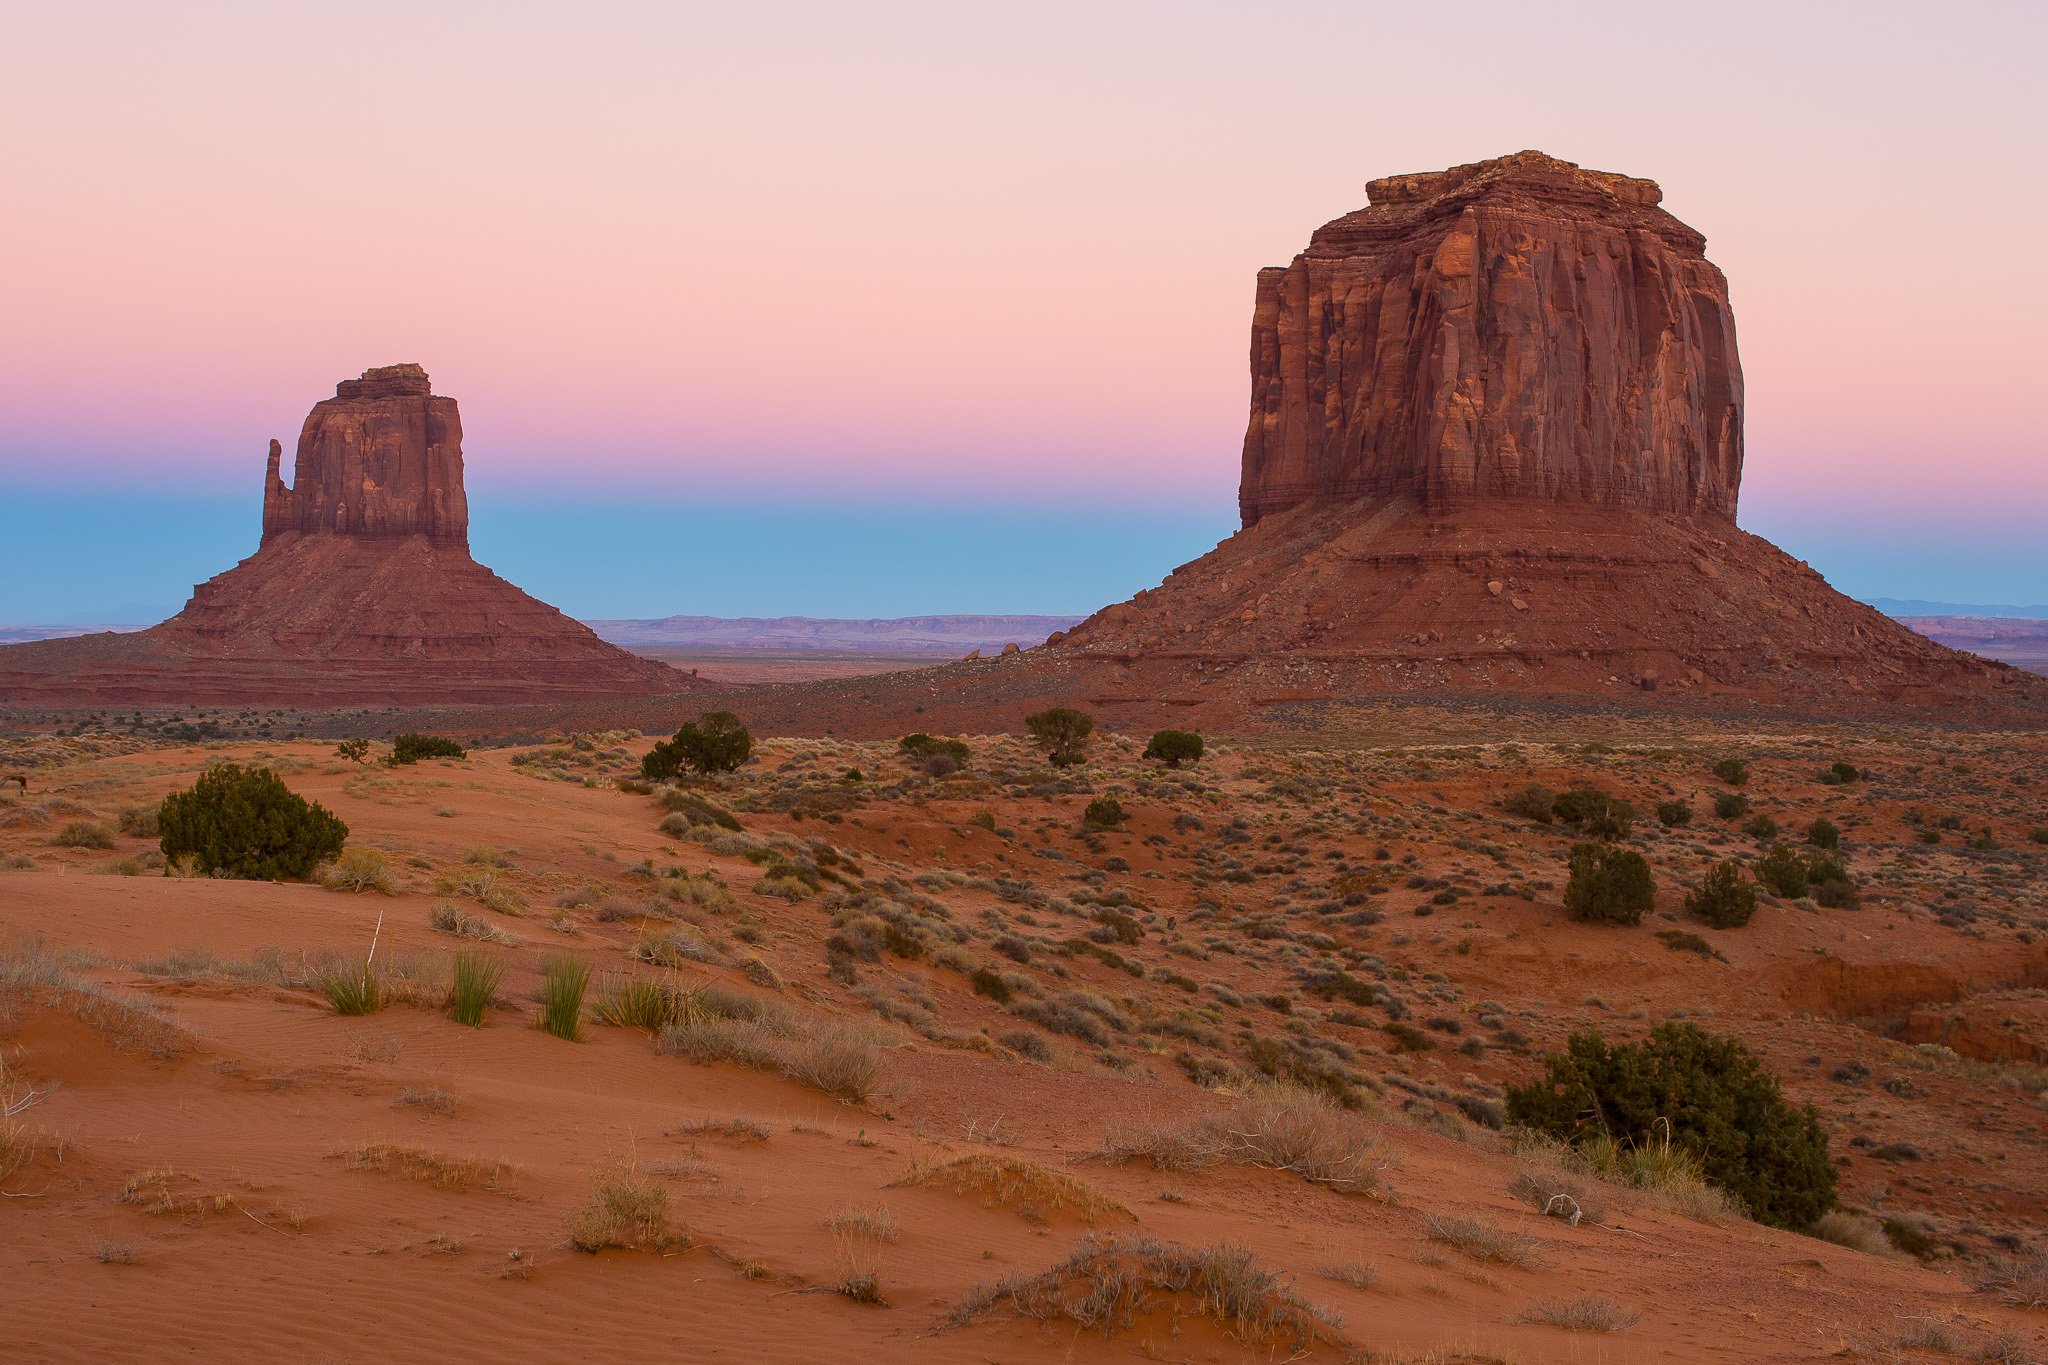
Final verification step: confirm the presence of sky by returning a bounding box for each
[3,0,2044,622]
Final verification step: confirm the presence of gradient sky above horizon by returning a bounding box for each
[4,0,2044,622]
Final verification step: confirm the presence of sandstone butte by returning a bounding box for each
[655,150,2039,739]
[0,365,695,708]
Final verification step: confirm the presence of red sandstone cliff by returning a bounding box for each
[262,363,468,546]
[1240,151,1742,527]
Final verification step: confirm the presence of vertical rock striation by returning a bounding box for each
[1239,151,1743,527]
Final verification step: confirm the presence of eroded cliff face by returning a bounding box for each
[262,363,469,546]
[1239,151,1743,527]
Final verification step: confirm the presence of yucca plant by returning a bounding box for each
[448,950,504,1027]
[318,959,382,1015]
[538,953,590,1041]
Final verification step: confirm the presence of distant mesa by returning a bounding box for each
[0,365,697,708]
[583,615,1085,655]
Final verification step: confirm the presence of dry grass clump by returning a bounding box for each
[821,1204,901,1242]
[1507,1129,1737,1225]
[337,1142,517,1193]
[634,927,722,968]
[1977,1250,2048,1310]
[898,1152,1128,1224]
[2,1058,49,1187]
[2,942,187,1058]
[1094,1115,1225,1173]
[93,1240,138,1265]
[1423,1213,1539,1268]
[949,1233,1344,1353]
[658,1015,784,1071]
[1507,1167,1609,1227]
[1808,1209,1903,1258]
[434,867,524,914]
[1520,1295,1641,1332]
[427,903,517,944]
[1092,1087,1388,1196]
[54,820,116,850]
[779,1026,883,1103]
[569,1155,682,1253]
[672,1116,772,1143]
[1315,1259,1379,1290]
[323,847,396,894]
[830,1210,893,1304]
[398,1086,459,1117]
[133,947,288,986]
[1219,1087,1390,1196]
[594,973,705,1031]
[120,1168,238,1219]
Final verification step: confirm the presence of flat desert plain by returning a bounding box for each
[3,720,2046,1362]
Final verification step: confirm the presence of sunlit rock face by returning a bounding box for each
[1238,151,1743,528]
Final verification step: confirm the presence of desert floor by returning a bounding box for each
[3,719,2045,1362]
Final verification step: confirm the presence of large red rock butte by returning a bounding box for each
[1238,150,1742,527]
[0,365,695,708]
[639,151,2042,736]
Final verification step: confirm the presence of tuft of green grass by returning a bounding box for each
[447,950,503,1027]
[317,959,382,1015]
[537,954,589,1040]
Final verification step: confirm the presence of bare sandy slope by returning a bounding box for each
[3,729,2045,1362]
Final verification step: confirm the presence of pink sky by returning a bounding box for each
[4,1,2044,533]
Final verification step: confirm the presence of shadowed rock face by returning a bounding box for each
[1239,150,1743,527]
[262,363,469,546]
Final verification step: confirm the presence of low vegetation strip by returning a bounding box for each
[948,1233,1344,1352]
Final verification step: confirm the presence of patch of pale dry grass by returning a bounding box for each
[1218,1087,1391,1196]
[1093,1115,1224,1172]
[1093,1086,1390,1197]
[1315,1258,1378,1290]
[1520,1295,1640,1332]
[898,1152,1127,1224]
[1,941,187,1058]
[569,1154,682,1253]
[1977,1251,2048,1310]
[119,1169,239,1219]
[336,1142,517,1193]
[1809,1210,1902,1259]
[672,1115,772,1143]
[2,1057,50,1187]
[1507,1166,1610,1227]
[1423,1213,1539,1268]
[949,1233,1344,1353]
[779,1026,882,1103]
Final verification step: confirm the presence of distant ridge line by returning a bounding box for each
[583,614,1086,653]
